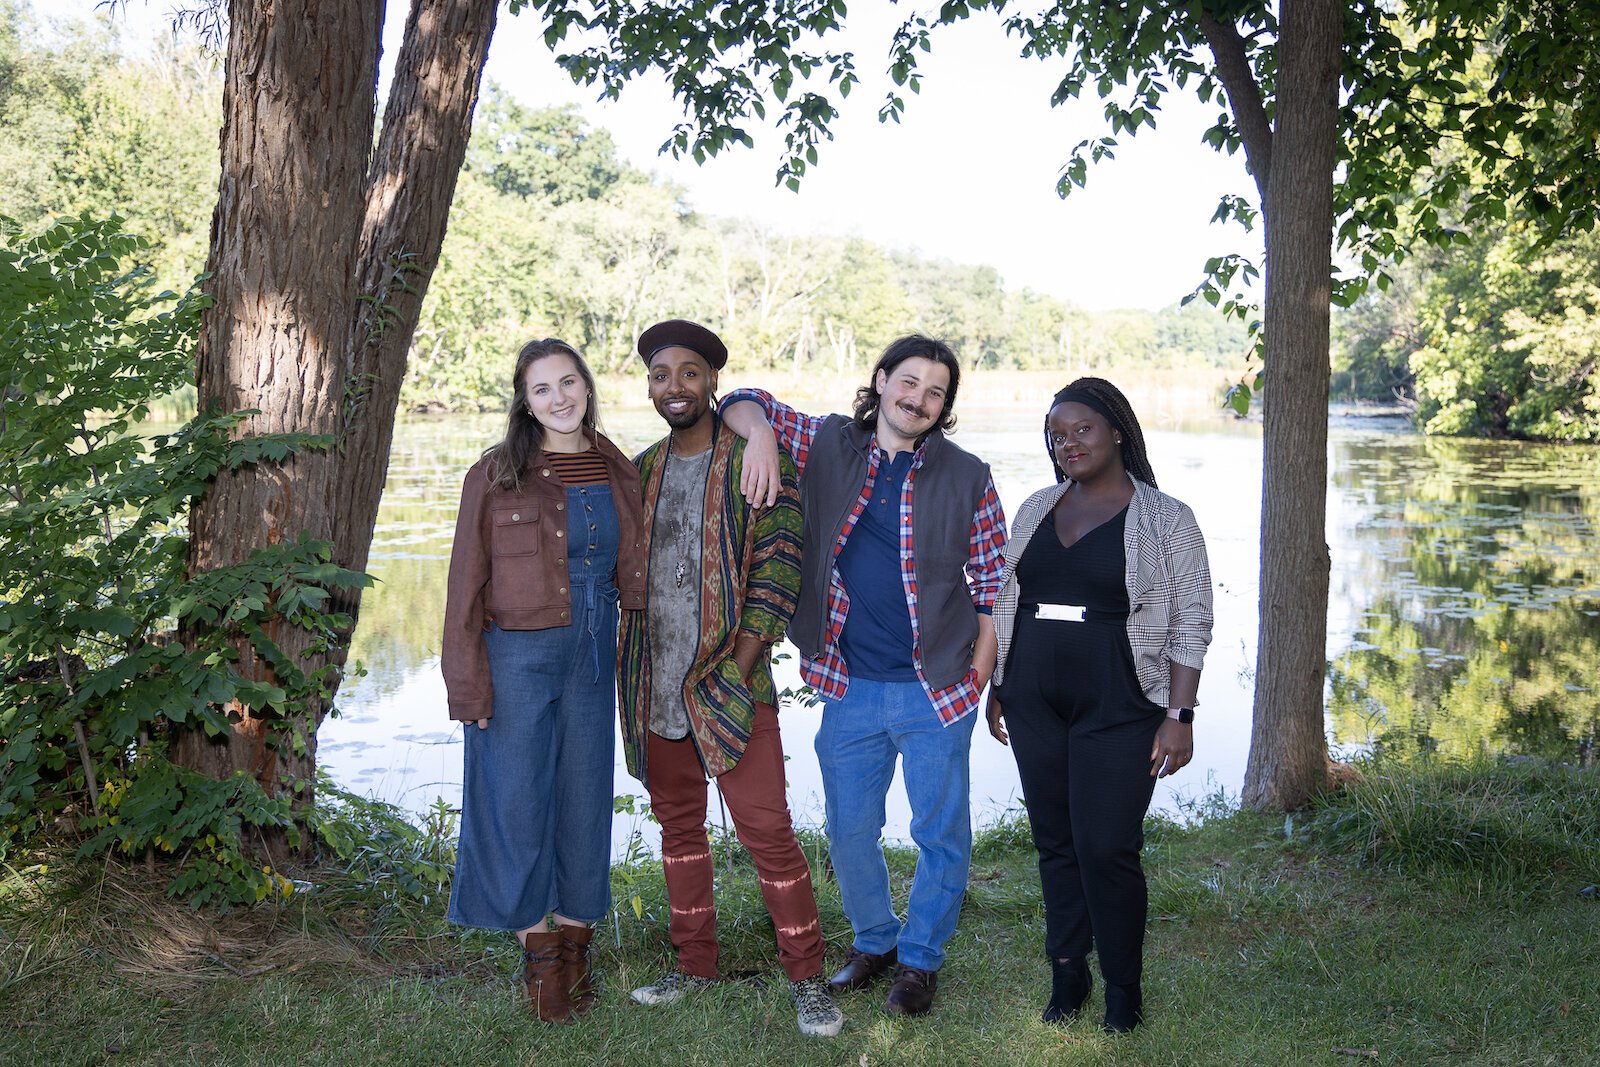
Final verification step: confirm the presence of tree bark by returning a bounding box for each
[176,0,498,813]
[1240,0,1341,810]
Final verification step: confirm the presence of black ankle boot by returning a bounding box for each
[1103,981,1143,1033]
[1042,957,1092,1023]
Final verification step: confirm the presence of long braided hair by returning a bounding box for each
[1044,377,1157,488]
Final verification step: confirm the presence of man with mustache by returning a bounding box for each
[720,335,1007,1017]
[619,320,844,1038]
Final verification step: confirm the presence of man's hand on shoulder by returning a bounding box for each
[739,424,783,509]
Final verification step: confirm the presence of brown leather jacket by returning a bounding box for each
[442,432,646,721]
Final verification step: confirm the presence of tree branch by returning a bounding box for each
[1192,2,1273,201]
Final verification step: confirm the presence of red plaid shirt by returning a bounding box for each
[724,389,1007,724]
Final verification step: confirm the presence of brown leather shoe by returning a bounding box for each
[827,945,898,994]
[884,964,938,1017]
[523,930,573,1023]
[558,924,597,1017]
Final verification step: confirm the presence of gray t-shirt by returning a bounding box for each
[647,444,712,739]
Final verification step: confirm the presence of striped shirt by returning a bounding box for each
[722,388,1008,725]
[543,447,609,486]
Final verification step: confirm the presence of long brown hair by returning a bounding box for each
[483,338,599,491]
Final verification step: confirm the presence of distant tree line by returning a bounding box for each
[1333,220,1600,442]
[6,5,1591,439]
[0,4,1250,416]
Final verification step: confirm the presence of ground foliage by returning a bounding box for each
[0,214,368,906]
[1,759,1595,1065]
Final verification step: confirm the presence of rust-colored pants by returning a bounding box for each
[645,701,826,982]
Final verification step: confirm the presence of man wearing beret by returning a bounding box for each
[719,335,1007,1017]
[619,320,844,1038]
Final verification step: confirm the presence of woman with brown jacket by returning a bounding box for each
[441,338,646,1023]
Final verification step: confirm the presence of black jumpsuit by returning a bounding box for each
[996,505,1163,985]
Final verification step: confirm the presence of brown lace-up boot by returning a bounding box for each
[522,930,573,1023]
[558,924,597,1017]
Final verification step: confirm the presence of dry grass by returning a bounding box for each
[0,852,484,998]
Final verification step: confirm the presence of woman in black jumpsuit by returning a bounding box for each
[987,378,1213,1033]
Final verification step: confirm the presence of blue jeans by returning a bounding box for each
[815,678,978,972]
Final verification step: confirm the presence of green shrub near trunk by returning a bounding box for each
[0,214,366,906]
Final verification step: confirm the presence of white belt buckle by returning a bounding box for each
[1036,603,1085,622]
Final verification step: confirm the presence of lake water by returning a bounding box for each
[317,399,1600,853]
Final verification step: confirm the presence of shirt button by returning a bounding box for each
[556,530,564,538]
[541,469,550,478]
[584,560,592,567]
[559,587,567,595]
[511,513,520,521]
[560,610,569,620]
[558,558,566,565]
[556,502,565,511]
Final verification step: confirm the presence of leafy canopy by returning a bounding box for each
[522,1,1600,322]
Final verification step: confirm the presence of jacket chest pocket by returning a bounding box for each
[492,505,541,556]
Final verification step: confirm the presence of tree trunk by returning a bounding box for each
[176,0,498,816]
[1241,0,1341,810]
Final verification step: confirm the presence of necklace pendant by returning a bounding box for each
[675,561,687,588]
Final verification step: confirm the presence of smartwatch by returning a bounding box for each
[1166,706,1194,724]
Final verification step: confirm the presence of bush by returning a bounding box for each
[0,214,365,907]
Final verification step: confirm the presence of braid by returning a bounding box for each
[1045,377,1157,488]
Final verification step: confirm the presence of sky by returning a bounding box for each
[58,1,1261,311]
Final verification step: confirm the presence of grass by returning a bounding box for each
[2,760,1597,1067]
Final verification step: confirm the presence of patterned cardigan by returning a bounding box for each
[992,477,1213,709]
[618,419,804,784]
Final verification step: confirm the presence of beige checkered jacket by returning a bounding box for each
[991,477,1213,708]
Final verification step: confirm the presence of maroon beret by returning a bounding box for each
[637,319,728,370]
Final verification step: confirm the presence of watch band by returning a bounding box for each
[1166,706,1195,724]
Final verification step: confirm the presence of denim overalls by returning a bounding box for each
[449,482,620,930]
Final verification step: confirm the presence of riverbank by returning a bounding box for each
[3,758,1596,1066]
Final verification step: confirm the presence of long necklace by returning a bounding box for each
[666,433,710,591]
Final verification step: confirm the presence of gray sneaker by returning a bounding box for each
[792,975,845,1037]
[630,969,715,1006]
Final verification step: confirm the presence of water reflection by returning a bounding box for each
[317,401,1600,855]
[1328,432,1600,763]
[319,400,1266,853]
